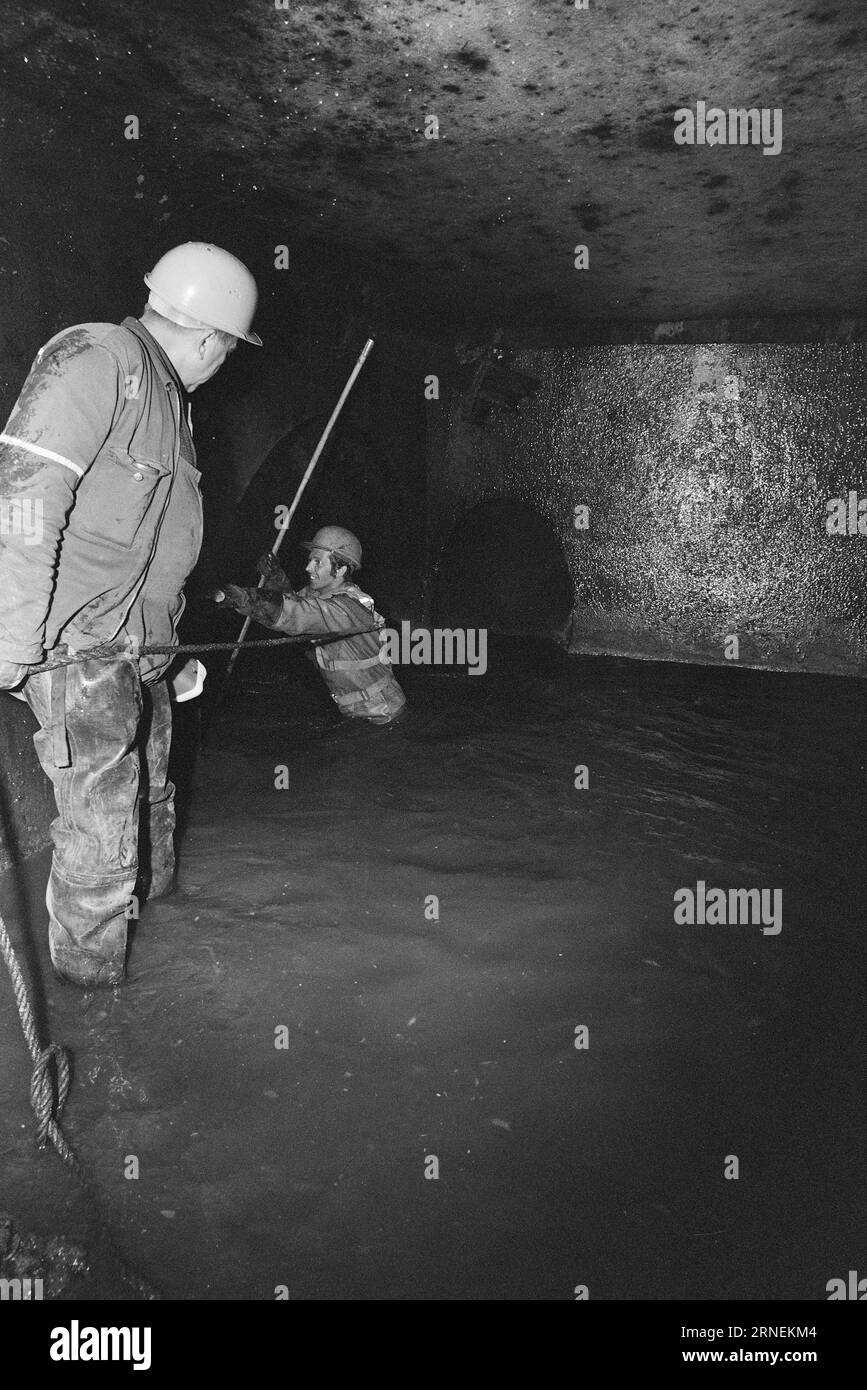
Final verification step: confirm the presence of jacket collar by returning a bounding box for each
[122,316,186,396]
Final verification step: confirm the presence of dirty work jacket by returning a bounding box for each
[268,582,406,723]
[0,317,202,683]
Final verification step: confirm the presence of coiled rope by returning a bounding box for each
[0,908,159,1299]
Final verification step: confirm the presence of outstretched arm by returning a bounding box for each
[210,586,373,638]
[210,584,285,627]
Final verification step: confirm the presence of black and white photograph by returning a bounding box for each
[0,0,864,1353]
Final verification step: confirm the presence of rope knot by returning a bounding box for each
[30,1042,71,1149]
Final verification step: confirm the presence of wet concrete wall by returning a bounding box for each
[428,343,867,673]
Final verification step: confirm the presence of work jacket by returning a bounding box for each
[269,583,406,724]
[0,317,202,682]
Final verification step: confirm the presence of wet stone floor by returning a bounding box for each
[1,640,865,1300]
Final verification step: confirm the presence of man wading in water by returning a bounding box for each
[211,525,407,726]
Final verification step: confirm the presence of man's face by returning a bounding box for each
[182,331,236,391]
[306,547,345,595]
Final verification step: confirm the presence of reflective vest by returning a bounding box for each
[313,585,406,725]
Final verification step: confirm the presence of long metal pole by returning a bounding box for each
[222,337,375,683]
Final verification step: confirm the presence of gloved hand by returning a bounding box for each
[0,659,30,690]
[209,584,255,614]
[257,551,289,591]
[209,585,282,625]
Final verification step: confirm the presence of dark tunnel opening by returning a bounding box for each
[433,499,573,640]
[191,416,414,634]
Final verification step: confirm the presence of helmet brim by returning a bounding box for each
[143,273,262,346]
[302,541,357,567]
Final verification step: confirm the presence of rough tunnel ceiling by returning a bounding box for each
[0,0,865,336]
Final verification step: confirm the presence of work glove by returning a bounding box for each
[256,551,290,591]
[0,659,31,690]
[209,583,254,613]
[209,585,283,625]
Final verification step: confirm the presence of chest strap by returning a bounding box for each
[316,648,384,671]
[335,676,391,706]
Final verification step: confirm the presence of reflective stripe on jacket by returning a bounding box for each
[0,317,202,681]
[314,631,406,723]
[270,582,406,724]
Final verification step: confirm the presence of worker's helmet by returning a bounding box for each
[144,242,262,346]
[302,525,362,571]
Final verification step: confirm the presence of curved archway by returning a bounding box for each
[433,499,573,638]
[198,417,415,619]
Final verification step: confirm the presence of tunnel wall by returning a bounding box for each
[427,343,867,673]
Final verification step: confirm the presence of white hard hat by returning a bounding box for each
[144,242,262,345]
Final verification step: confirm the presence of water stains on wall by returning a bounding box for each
[429,343,867,673]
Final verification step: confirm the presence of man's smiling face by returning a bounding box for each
[305,547,345,596]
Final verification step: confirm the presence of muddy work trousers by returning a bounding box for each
[24,654,175,986]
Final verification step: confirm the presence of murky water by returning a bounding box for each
[1,641,865,1299]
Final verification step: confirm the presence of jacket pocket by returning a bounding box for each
[75,448,170,549]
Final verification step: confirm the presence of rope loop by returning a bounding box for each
[30,1042,71,1149]
[1,908,159,1296]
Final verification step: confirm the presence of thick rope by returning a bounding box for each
[0,908,159,1299]
[27,625,380,674]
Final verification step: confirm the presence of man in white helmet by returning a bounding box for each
[211,526,407,726]
[0,243,261,987]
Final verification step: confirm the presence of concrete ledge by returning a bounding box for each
[564,635,867,678]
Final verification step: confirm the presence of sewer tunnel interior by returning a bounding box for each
[0,0,866,1334]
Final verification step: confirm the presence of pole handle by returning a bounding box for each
[223,337,375,681]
